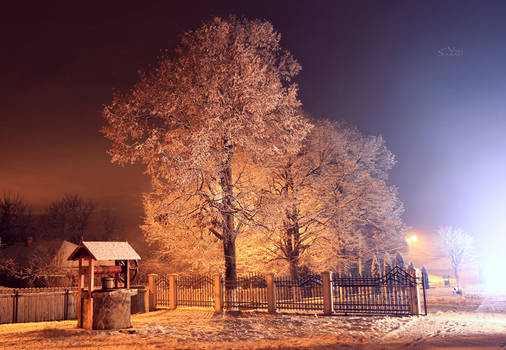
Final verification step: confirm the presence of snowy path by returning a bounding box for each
[0,292,505,349]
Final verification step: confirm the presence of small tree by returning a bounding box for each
[371,255,380,277]
[438,226,474,289]
[421,266,430,289]
[41,193,95,243]
[383,252,392,274]
[394,251,405,269]
[98,209,122,241]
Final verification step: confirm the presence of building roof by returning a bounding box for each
[67,241,141,261]
[2,239,75,268]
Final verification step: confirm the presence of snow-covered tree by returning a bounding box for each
[257,120,336,279]
[394,251,405,269]
[438,226,474,288]
[383,252,392,274]
[102,17,311,287]
[371,255,380,277]
[258,120,406,277]
[314,122,406,273]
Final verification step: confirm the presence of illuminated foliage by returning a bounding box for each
[258,121,406,277]
[102,17,311,285]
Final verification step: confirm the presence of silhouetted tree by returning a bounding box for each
[42,193,95,243]
[98,209,121,241]
[0,193,32,245]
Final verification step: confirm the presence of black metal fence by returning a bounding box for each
[177,274,214,307]
[275,274,323,311]
[153,267,426,316]
[224,273,268,310]
[332,266,417,315]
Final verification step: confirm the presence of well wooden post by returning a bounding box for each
[213,274,223,312]
[126,260,131,289]
[266,273,276,314]
[408,267,421,315]
[322,271,333,315]
[148,273,157,311]
[83,258,95,329]
[169,274,177,310]
[77,258,83,327]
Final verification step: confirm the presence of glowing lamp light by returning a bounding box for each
[483,256,506,295]
[406,235,418,244]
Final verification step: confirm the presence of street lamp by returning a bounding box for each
[406,235,418,244]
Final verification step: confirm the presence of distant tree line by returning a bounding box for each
[0,193,123,246]
[0,193,127,287]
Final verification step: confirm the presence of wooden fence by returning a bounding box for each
[0,288,77,324]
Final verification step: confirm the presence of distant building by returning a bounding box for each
[0,239,79,287]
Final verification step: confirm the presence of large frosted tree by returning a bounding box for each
[102,17,311,286]
[258,120,406,278]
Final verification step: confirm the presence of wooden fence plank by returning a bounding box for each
[0,289,77,324]
[0,294,14,324]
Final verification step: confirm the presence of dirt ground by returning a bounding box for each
[0,289,505,349]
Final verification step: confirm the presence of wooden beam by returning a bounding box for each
[88,258,94,298]
[84,258,95,330]
[126,260,130,289]
[77,258,83,328]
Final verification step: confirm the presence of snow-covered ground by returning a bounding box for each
[0,288,505,349]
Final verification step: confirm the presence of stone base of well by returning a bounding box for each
[91,289,138,330]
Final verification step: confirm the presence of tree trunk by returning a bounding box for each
[285,207,301,281]
[289,255,300,281]
[454,266,460,289]
[220,142,237,291]
[223,236,237,288]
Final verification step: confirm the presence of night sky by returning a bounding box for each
[2,1,506,249]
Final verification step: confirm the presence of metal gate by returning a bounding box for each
[332,266,426,315]
[177,275,214,307]
[275,274,323,311]
[154,274,171,307]
[224,273,268,310]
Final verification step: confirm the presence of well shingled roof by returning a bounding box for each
[67,241,141,261]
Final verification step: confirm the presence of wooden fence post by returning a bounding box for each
[322,271,333,315]
[408,267,421,315]
[148,273,157,311]
[169,274,177,310]
[213,274,223,312]
[266,273,276,314]
[13,290,18,323]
